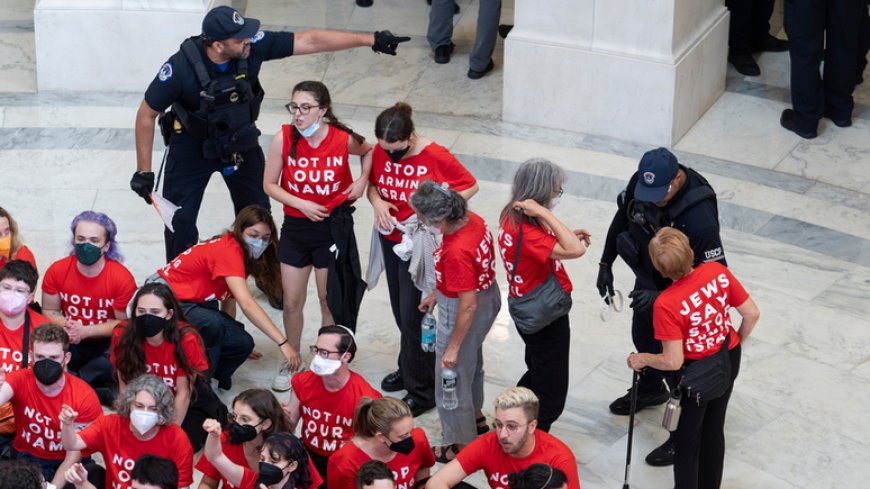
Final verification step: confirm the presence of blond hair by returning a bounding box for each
[353,397,411,437]
[494,387,539,422]
[649,227,694,280]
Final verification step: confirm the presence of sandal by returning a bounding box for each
[476,416,490,435]
[248,350,263,360]
[432,444,460,464]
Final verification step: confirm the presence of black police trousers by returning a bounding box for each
[725,0,775,54]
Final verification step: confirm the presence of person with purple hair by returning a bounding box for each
[41,210,137,405]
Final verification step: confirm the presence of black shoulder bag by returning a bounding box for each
[679,338,732,405]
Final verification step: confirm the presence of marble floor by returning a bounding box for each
[2,1,870,488]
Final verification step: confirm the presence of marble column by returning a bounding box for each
[503,0,730,146]
[34,0,221,92]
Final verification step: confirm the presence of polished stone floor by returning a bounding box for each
[1,1,869,488]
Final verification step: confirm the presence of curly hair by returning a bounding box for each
[507,464,567,489]
[262,433,313,489]
[116,374,176,426]
[0,460,43,489]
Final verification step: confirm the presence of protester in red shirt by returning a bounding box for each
[155,205,299,391]
[0,207,36,272]
[42,211,137,406]
[111,282,222,452]
[328,396,434,489]
[497,159,590,432]
[427,387,581,489]
[64,445,183,489]
[411,180,500,462]
[0,324,102,487]
[366,103,478,416]
[627,227,760,489]
[263,80,373,393]
[60,374,194,489]
[285,325,381,483]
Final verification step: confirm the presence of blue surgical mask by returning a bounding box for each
[244,236,268,260]
[298,119,321,138]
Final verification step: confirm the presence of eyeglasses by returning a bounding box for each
[491,421,527,434]
[557,187,564,198]
[309,345,342,358]
[285,103,320,115]
[0,283,30,296]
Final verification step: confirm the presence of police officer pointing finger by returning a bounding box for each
[132,6,410,262]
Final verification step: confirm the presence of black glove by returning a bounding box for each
[596,263,614,301]
[130,171,155,205]
[628,289,660,311]
[372,30,410,56]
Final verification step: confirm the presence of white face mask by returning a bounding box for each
[310,354,342,376]
[130,409,159,435]
[244,236,269,260]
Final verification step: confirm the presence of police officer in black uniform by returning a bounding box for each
[596,147,726,467]
[131,6,409,262]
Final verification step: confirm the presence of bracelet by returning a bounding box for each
[277,339,289,347]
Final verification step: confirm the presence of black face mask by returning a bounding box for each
[33,359,64,385]
[257,461,287,486]
[388,435,415,455]
[228,422,259,444]
[384,146,410,163]
[135,314,167,338]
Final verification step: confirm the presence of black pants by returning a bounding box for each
[379,234,435,405]
[162,137,269,262]
[309,450,329,489]
[726,0,775,54]
[180,301,254,390]
[516,314,570,432]
[673,345,742,489]
[180,379,229,452]
[784,0,865,131]
[630,279,668,396]
[68,339,113,389]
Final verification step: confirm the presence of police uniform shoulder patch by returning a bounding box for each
[158,62,173,82]
[252,31,265,43]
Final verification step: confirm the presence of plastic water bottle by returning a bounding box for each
[421,308,436,352]
[441,368,458,410]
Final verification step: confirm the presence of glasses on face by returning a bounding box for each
[491,421,527,434]
[309,345,342,358]
[557,187,564,198]
[285,103,320,115]
[0,283,30,296]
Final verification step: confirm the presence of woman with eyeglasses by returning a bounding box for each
[497,158,589,432]
[263,81,373,393]
[0,207,36,272]
[327,397,435,489]
[197,388,323,489]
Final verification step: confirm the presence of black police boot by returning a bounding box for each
[381,369,404,392]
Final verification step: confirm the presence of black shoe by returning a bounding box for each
[356,0,373,6]
[468,60,494,79]
[780,109,818,139]
[645,440,675,467]
[751,34,789,53]
[403,396,435,417]
[381,370,404,392]
[728,52,760,76]
[824,111,852,128]
[609,386,669,415]
[498,24,513,39]
[434,43,454,64]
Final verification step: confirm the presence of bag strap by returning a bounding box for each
[21,311,31,368]
[509,214,524,288]
[180,38,210,89]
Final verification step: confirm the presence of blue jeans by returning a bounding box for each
[180,301,254,390]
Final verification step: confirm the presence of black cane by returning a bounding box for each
[623,369,640,489]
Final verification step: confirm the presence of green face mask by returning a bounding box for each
[74,242,103,266]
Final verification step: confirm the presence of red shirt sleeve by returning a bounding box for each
[239,466,259,489]
[41,259,63,295]
[109,324,125,368]
[415,428,436,468]
[518,222,557,264]
[211,238,247,281]
[439,247,478,294]
[194,446,221,481]
[326,447,359,489]
[78,414,108,453]
[430,144,476,192]
[653,295,684,342]
[180,329,209,373]
[12,246,37,272]
[455,433,492,476]
[109,263,138,311]
[723,266,750,307]
[168,426,194,487]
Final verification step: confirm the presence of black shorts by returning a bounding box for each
[278,215,333,268]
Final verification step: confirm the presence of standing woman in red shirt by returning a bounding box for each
[411,180,499,462]
[627,227,760,489]
[367,103,478,416]
[154,205,299,391]
[0,207,36,272]
[263,81,372,392]
[497,158,589,432]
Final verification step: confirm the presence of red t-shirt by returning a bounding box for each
[110,322,209,395]
[291,370,382,457]
[456,431,581,489]
[369,143,476,242]
[7,370,102,460]
[327,428,435,489]
[42,256,136,325]
[497,218,572,298]
[434,212,496,299]
[0,309,48,372]
[195,431,324,489]
[0,245,37,271]
[158,234,247,302]
[653,262,749,360]
[281,124,354,218]
[79,414,193,489]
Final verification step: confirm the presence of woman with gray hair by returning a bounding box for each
[411,180,500,463]
[60,374,195,489]
[497,158,590,432]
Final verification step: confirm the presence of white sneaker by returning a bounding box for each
[271,362,293,392]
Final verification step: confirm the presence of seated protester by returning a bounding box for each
[507,464,568,489]
[356,460,396,489]
[328,397,434,489]
[426,387,581,489]
[196,389,323,489]
[0,260,49,453]
[0,207,37,271]
[111,282,221,452]
[203,420,315,489]
[60,374,194,489]
[285,325,381,483]
[65,454,180,489]
[41,211,137,404]
[0,460,44,489]
[0,324,102,487]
